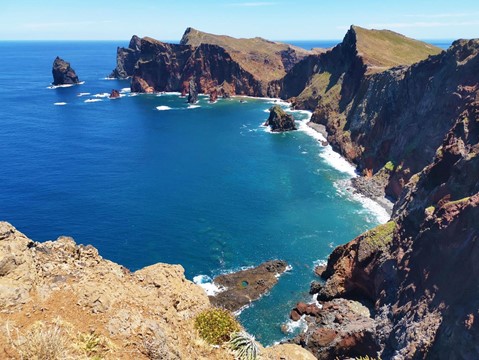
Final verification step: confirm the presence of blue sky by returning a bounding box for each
[1,0,478,40]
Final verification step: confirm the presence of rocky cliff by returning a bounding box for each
[111,28,313,97]
[290,40,479,359]
[269,26,444,201]
[0,222,314,360]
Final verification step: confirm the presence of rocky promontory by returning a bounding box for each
[52,56,80,85]
[264,105,297,132]
[209,260,288,312]
[111,28,313,97]
[0,222,313,359]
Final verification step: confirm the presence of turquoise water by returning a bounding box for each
[0,41,388,344]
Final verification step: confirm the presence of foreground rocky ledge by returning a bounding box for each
[209,260,288,312]
[0,222,313,359]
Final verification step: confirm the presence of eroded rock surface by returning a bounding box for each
[209,260,288,312]
[264,105,297,132]
[52,56,80,85]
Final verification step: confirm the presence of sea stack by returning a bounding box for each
[52,56,80,85]
[264,105,297,132]
[187,79,198,104]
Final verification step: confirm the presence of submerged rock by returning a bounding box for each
[52,56,80,85]
[264,105,297,132]
[209,260,288,312]
[109,89,120,99]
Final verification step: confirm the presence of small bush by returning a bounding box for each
[10,321,73,360]
[194,308,241,345]
[229,331,260,360]
[76,331,114,359]
[384,161,395,172]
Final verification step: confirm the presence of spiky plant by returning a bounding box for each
[228,331,260,360]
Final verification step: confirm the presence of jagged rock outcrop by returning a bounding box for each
[264,105,297,132]
[292,298,379,359]
[187,78,198,104]
[0,223,312,360]
[210,260,288,312]
[109,35,141,79]
[294,79,479,358]
[52,56,80,85]
[111,29,312,97]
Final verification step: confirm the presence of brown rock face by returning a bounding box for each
[109,35,141,79]
[209,260,288,312]
[52,56,80,85]
[112,29,312,96]
[301,89,479,358]
[292,298,379,360]
[209,88,218,103]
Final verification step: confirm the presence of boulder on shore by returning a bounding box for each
[264,105,297,132]
[52,56,80,85]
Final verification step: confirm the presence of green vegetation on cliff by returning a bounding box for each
[180,27,311,82]
[352,25,442,73]
[362,221,396,249]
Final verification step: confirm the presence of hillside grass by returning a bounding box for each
[353,26,442,73]
[181,28,311,82]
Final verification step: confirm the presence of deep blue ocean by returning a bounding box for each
[0,39,446,344]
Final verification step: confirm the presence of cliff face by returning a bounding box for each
[320,39,478,200]
[299,68,479,358]
[112,28,312,97]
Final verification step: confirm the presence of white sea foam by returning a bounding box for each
[84,98,102,103]
[312,293,324,308]
[283,315,308,333]
[102,77,116,80]
[156,91,182,96]
[334,179,391,224]
[188,104,201,109]
[54,102,67,106]
[120,87,131,93]
[156,106,172,111]
[47,84,74,89]
[93,92,110,98]
[320,146,358,177]
[313,259,327,267]
[193,275,226,296]
[275,264,293,279]
[77,92,91,97]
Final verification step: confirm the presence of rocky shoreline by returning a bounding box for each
[306,121,394,216]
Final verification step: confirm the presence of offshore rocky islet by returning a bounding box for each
[4,25,479,359]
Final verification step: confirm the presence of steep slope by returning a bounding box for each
[273,27,473,202]
[110,28,313,97]
[294,52,479,358]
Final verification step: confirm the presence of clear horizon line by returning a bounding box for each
[0,38,458,42]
